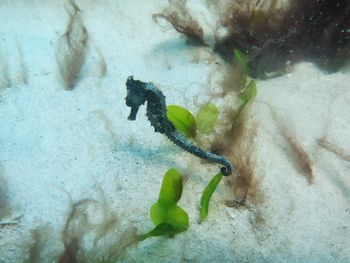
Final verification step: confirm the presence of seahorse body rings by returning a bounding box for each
[125,76,233,176]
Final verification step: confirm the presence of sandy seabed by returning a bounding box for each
[0,1,349,262]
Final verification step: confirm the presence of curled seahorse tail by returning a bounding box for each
[165,131,233,176]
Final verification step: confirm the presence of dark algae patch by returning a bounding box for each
[214,0,350,78]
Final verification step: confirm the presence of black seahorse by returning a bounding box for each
[125,76,233,176]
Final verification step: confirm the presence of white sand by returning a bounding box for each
[0,0,349,262]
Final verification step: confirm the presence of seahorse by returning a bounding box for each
[125,76,233,176]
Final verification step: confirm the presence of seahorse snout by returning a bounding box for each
[127,106,139,120]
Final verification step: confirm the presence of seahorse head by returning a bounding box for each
[125,76,147,120]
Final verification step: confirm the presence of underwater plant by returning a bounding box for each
[234,49,248,77]
[199,172,223,223]
[153,0,207,46]
[233,48,249,88]
[138,168,189,240]
[0,165,8,219]
[195,103,219,134]
[0,52,11,90]
[96,48,107,78]
[268,107,314,184]
[55,195,138,263]
[214,0,350,77]
[56,0,88,90]
[318,137,350,163]
[166,105,197,138]
[230,49,257,132]
[16,44,28,85]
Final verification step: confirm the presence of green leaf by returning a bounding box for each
[234,48,248,75]
[167,105,197,138]
[231,80,257,133]
[138,223,176,241]
[195,103,219,134]
[199,173,223,223]
[140,168,189,241]
[158,168,183,204]
[239,80,257,111]
[164,204,189,231]
[150,203,189,232]
[146,203,189,241]
[150,202,168,226]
